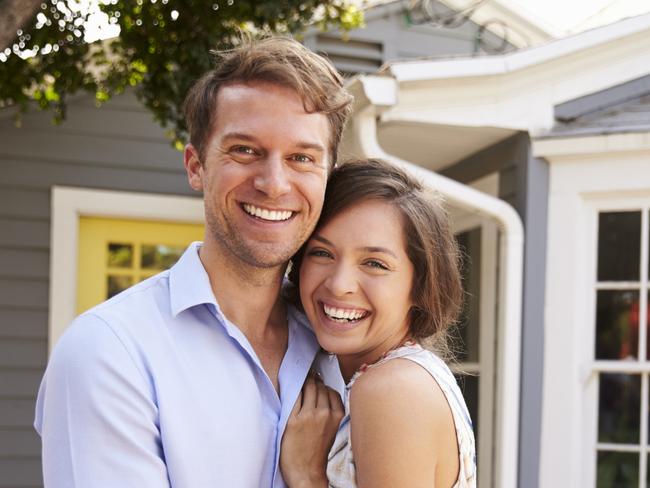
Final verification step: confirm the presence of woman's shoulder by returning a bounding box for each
[347,352,459,487]
[349,354,453,427]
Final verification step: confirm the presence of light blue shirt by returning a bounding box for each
[35,242,343,488]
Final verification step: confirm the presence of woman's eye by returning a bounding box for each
[365,259,389,271]
[307,248,332,259]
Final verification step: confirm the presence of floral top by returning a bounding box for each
[326,343,477,488]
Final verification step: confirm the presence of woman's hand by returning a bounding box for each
[280,375,344,488]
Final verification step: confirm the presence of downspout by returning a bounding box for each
[349,76,525,488]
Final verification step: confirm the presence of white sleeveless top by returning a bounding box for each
[326,343,477,488]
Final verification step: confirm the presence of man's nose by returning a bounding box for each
[325,263,358,297]
[253,154,291,199]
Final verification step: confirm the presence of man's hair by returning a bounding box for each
[183,36,353,168]
[287,159,463,357]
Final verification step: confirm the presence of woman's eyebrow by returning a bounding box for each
[312,235,398,259]
[360,246,398,258]
[311,234,333,246]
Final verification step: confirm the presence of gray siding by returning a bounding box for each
[0,91,192,487]
[441,133,547,488]
[304,0,511,75]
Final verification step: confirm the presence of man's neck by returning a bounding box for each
[198,241,290,393]
[198,241,287,341]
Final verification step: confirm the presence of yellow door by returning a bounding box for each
[76,217,204,314]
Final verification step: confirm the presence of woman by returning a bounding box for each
[280,159,476,487]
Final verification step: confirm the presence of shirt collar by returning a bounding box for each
[169,241,218,317]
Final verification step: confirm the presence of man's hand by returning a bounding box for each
[280,375,344,488]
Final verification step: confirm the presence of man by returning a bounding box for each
[34,37,353,487]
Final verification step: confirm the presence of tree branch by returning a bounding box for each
[0,0,42,51]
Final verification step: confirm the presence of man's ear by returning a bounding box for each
[184,144,204,191]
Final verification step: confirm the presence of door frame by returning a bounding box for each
[450,172,499,487]
[49,186,203,352]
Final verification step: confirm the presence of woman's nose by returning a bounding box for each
[325,263,358,297]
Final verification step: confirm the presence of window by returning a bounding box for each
[593,208,650,487]
[76,217,204,314]
[451,217,498,488]
[49,187,204,349]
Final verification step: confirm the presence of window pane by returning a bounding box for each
[647,291,650,361]
[455,228,481,362]
[141,244,184,270]
[456,373,479,445]
[107,243,133,268]
[595,290,639,360]
[598,373,640,444]
[597,211,641,282]
[596,451,638,488]
[107,275,133,298]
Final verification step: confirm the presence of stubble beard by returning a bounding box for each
[205,207,308,270]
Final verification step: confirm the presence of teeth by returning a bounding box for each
[243,204,293,221]
[323,304,367,322]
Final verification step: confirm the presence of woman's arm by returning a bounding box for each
[280,376,344,488]
[350,359,459,488]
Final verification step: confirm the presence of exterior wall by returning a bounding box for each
[0,92,192,487]
[304,0,510,75]
[383,23,650,136]
[442,132,547,488]
[537,133,650,487]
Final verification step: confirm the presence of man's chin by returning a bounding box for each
[235,246,298,270]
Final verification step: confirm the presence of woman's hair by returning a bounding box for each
[287,158,463,355]
[183,36,353,168]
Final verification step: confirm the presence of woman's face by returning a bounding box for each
[299,199,415,377]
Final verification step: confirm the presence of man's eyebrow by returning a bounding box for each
[295,142,325,153]
[221,132,258,143]
[311,235,398,259]
[222,132,325,153]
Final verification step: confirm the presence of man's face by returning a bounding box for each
[184,82,331,270]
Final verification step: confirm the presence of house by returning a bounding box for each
[2,1,648,487]
[341,10,650,488]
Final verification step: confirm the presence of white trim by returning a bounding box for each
[49,186,203,351]
[533,132,650,159]
[387,12,650,82]
[542,158,650,487]
[581,197,650,488]
[453,207,499,488]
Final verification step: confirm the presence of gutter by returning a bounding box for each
[348,75,525,488]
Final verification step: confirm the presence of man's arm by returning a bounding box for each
[35,314,170,487]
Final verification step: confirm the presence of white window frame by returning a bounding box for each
[49,186,203,352]
[581,196,650,488]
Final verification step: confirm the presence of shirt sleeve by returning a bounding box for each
[34,313,170,487]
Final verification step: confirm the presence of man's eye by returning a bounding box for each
[291,154,314,164]
[232,146,257,156]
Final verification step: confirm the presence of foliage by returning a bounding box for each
[0,0,364,148]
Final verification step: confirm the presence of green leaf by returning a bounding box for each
[0,0,363,149]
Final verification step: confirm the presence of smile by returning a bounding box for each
[242,203,294,222]
[323,303,370,323]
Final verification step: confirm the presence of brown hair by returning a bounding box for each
[287,159,463,354]
[183,36,353,168]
